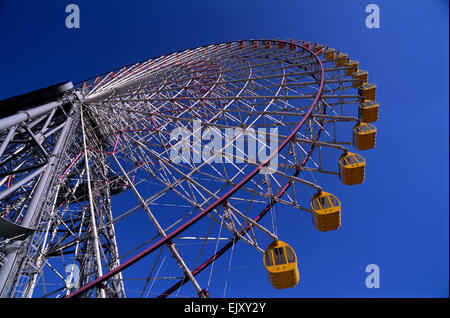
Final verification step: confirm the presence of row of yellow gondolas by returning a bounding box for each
[264,42,379,289]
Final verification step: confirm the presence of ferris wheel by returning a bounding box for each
[0,39,378,298]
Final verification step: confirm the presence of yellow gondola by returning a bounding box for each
[336,52,349,67]
[346,60,359,76]
[353,69,368,87]
[358,83,377,100]
[353,123,377,150]
[313,44,324,55]
[310,191,341,232]
[263,240,299,289]
[324,48,335,61]
[339,152,366,185]
[301,41,311,49]
[358,100,379,123]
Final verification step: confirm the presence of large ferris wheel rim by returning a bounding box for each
[67,39,325,298]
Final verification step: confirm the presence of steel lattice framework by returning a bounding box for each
[0,39,376,298]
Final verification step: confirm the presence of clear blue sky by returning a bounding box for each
[0,0,448,298]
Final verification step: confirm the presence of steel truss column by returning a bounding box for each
[0,92,78,297]
[80,107,106,298]
[0,89,126,298]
